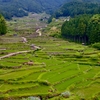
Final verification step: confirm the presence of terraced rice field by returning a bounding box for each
[0,35,100,100]
[0,14,100,100]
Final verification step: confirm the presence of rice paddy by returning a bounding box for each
[0,14,100,100]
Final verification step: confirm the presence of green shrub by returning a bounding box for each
[21,96,40,100]
[90,55,98,61]
[74,52,83,58]
[91,95,99,100]
[49,33,61,38]
[38,80,51,86]
[97,53,100,57]
[92,43,100,50]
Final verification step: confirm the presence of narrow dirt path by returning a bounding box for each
[36,28,42,36]
[0,50,32,60]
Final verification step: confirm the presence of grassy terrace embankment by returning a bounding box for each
[0,15,100,100]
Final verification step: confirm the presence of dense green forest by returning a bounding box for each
[48,1,100,23]
[55,2,100,17]
[0,0,67,19]
[0,14,7,35]
[61,14,100,44]
[1,0,100,20]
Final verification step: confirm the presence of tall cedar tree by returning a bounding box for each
[0,14,7,35]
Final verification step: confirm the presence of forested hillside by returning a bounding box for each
[55,2,100,17]
[58,0,100,45]
[1,0,100,19]
[48,0,100,22]
[0,0,68,19]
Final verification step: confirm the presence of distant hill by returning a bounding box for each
[48,0,100,22]
[69,0,100,3]
[0,0,100,19]
[0,0,69,19]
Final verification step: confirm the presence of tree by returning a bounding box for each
[87,14,100,43]
[0,14,7,35]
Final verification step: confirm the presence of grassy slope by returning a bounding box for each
[0,15,100,100]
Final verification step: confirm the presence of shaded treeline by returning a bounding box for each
[61,14,100,44]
